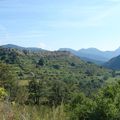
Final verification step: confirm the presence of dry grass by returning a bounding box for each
[18,80,29,86]
[0,101,69,120]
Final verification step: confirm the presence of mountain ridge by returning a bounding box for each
[59,47,120,65]
[0,44,45,52]
[104,55,120,70]
[1,44,120,65]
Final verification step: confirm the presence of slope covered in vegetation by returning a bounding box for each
[104,55,120,70]
[0,47,111,94]
[1,47,119,120]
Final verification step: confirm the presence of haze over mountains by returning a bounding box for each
[104,55,120,70]
[59,47,120,65]
[1,44,120,69]
[1,44,45,52]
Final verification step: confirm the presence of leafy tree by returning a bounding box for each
[28,79,50,105]
[48,80,70,106]
[91,82,120,120]
[67,93,96,120]
[38,58,44,66]
[0,62,18,100]
[52,64,60,69]
[28,79,40,104]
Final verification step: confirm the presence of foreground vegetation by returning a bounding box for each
[1,47,120,120]
[0,102,68,120]
[1,80,120,120]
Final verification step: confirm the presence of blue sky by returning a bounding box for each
[0,0,120,51]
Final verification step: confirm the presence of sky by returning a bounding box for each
[0,0,120,51]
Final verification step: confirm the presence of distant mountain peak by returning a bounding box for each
[0,44,45,52]
[79,48,101,52]
[1,44,23,48]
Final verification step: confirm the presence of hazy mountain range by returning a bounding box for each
[1,44,45,52]
[59,47,120,65]
[104,55,120,70]
[1,44,120,69]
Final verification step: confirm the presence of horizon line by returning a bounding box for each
[0,43,119,52]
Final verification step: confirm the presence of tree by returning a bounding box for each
[67,92,96,120]
[91,82,120,120]
[0,62,18,101]
[48,80,70,106]
[38,58,44,66]
[28,79,40,104]
[0,62,16,86]
[28,78,50,105]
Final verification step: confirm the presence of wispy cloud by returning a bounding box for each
[88,2,120,23]
[48,1,120,29]
[38,42,46,49]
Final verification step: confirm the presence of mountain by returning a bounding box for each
[0,47,111,94]
[59,48,82,58]
[59,48,108,64]
[79,57,105,65]
[79,48,103,55]
[104,55,120,70]
[78,48,109,62]
[1,44,120,65]
[1,44,24,49]
[59,47,120,65]
[1,44,45,52]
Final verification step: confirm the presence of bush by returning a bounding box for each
[0,87,8,100]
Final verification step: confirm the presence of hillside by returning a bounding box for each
[0,47,119,120]
[104,55,120,70]
[0,47,112,94]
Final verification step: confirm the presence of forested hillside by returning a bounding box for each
[0,47,111,94]
[104,55,120,70]
[1,47,120,120]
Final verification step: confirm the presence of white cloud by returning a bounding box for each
[38,42,46,49]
